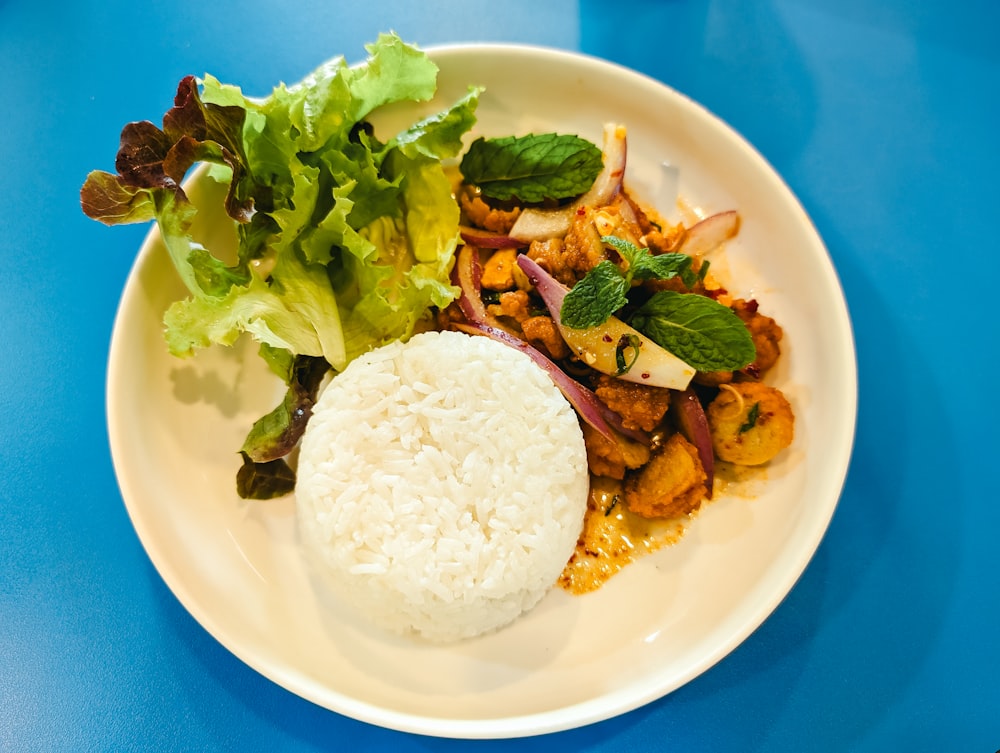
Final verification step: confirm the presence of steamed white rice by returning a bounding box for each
[295,329,590,643]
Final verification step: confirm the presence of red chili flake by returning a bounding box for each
[576,207,587,216]
[745,298,760,313]
[641,372,651,379]
[602,334,613,343]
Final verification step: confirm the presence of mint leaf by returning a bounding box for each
[630,291,756,371]
[601,235,645,266]
[602,235,697,287]
[560,235,702,329]
[638,252,698,287]
[459,133,602,202]
[560,261,629,328]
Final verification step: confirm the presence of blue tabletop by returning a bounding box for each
[2,1,997,751]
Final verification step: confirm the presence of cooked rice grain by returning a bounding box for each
[295,330,589,642]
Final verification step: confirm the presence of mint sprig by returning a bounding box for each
[560,235,697,328]
[560,260,630,328]
[459,133,603,203]
[559,235,755,372]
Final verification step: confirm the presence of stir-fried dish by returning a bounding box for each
[442,124,794,591]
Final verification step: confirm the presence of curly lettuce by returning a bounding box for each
[82,33,481,497]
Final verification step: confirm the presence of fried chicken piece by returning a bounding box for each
[525,203,626,286]
[732,298,783,375]
[642,225,687,254]
[487,289,531,323]
[520,315,570,360]
[561,206,616,279]
[593,375,671,433]
[526,238,575,286]
[581,423,650,480]
[624,433,707,519]
[458,187,521,233]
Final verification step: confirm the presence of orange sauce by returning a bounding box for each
[558,476,690,594]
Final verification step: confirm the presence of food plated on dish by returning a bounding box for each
[95,36,855,737]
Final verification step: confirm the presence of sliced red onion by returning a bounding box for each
[450,244,493,326]
[452,321,648,446]
[670,387,715,498]
[679,210,740,257]
[515,253,568,311]
[458,225,523,249]
[450,243,524,339]
[508,123,628,243]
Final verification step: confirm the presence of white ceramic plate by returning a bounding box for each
[106,44,856,739]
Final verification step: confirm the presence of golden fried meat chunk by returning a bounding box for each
[520,315,570,360]
[487,289,531,323]
[458,187,521,233]
[624,433,707,519]
[527,238,575,286]
[732,298,783,375]
[593,375,672,433]
[581,423,651,480]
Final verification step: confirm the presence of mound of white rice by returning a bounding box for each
[295,329,590,643]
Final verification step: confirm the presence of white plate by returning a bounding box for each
[106,44,856,738]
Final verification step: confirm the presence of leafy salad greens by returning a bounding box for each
[83,33,481,497]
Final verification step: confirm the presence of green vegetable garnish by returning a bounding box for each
[560,260,628,329]
[560,235,754,373]
[614,334,641,375]
[81,33,483,497]
[561,235,697,329]
[459,132,603,203]
[630,291,756,372]
[739,401,761,433]
[236,453,297,500]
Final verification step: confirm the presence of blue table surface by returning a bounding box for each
[2,1,997,751]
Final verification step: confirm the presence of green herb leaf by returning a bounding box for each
[602,235,697,287]
[629,290,756,372]
[559,260,629,328]
[459,133,602,203]
[739,401,761,433]
[614,334,641,375]
[560,235,700,329]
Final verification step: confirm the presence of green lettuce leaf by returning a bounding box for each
[82,33,482,496]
